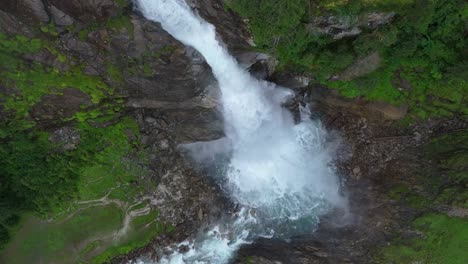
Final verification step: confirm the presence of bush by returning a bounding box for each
[228,0,468,118]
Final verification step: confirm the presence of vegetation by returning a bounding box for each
[381,131,468,263]
[378,213,468,264]
[0,10,166,261]
[227,0,468,118]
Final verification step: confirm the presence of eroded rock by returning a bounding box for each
[307,12,396,40]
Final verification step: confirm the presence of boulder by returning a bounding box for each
[307,12,396,40]
[49,5,74,26]
[333,51,381,81]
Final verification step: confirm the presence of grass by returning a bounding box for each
[92,211,174,264]
[378,214,468,264]
[382,130,468,262]
[0,204,122,264]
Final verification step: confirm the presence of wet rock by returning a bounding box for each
[165,108,224,143]
[270,72,312,90]
[235,52,277,80]
[188,0,251,52]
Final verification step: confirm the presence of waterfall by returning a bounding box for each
[136,0,345,263]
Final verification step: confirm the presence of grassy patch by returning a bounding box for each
[378,214,468,264]
[0,204,122,264]
[91,211,174,264]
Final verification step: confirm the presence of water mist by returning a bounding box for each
[136,0,346,263]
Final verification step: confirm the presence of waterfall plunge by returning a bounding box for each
[136,0,346,263]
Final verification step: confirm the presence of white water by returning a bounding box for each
[136,0,345,263]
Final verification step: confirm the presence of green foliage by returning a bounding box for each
[379,214,468,264]
[0,133,80,214]
[92,218,173,264]
[229,0,468,118]
[387,184,431,209]
[0,33,112,128]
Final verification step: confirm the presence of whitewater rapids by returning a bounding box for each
[136,0,346,263]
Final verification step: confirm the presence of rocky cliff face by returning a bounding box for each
[0,0,252,262]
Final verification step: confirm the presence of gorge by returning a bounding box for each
[0,0,467,264]
[136,0,344,262]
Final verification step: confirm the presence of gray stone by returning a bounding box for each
[335,51,381,81]
[48,0,120,21]
[49,127,81,150]
[66,38,97,57]
[367,12,396,29]
[1,0,49,24]
[50,5,74,26]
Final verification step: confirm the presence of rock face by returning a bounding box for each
[0,0,50,24]
[0,1,256,261]
[309,85,408,120]
[187,0,251,51]
[307,12,396,40]
[48,0,120,22]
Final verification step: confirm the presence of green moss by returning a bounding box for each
[92,218,174,264]
[387,183,431,209]
[106,63,125,83]
[0,204,122,264]
[228,0,468,119]
[378,214,468,264]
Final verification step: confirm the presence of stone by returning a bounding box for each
[48,0,120,22]
[50,5,74,26]
[30,88,92,125]
[307,15,361,40]
[367,12,396,29]
[353,166,361,175]
[159,139,170,150]
[307,12,397,40]
[1,0,49,24]
[48,127,81,150]
[336,51,381,81]
[309,85,407,120]
[144,116,157,123]
[65,38,97,58]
